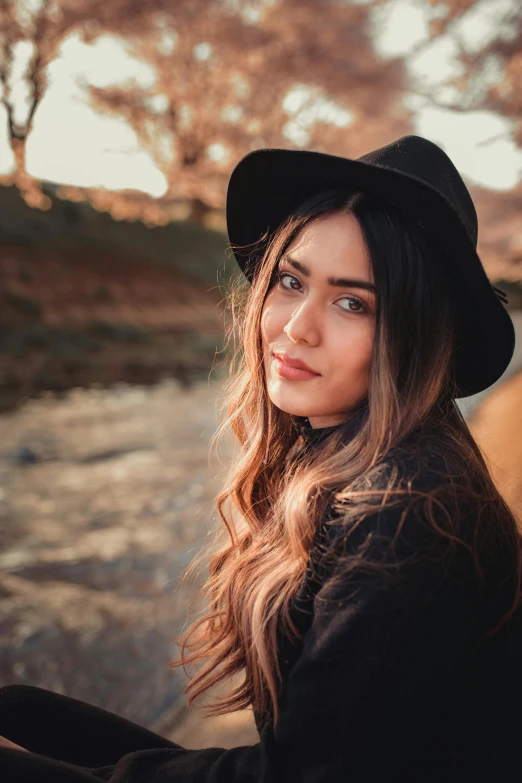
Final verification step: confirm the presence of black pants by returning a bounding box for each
[0,683,180,781]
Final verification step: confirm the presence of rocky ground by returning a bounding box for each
[0,375,258,749]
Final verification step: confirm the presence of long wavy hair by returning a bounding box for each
[168,187,522,729]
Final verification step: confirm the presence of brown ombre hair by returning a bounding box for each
[168,188,522,729]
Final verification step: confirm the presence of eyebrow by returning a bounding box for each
[280,254,376,294]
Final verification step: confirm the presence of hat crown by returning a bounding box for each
[357,135,478,247]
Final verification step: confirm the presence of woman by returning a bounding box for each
[1,134,521,782]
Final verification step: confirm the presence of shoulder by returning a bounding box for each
[348,445,444,496]
[357,427,467,494]
[318,434,483,581]
[332,431,472,525]
[308,431,520,627]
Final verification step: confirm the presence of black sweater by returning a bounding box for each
[2,414,522,782]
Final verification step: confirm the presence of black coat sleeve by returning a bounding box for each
[83,477,485,783]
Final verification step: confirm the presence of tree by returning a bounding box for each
[86,0,522,268]
[88,0,409,221]
[0,0,173,208]
[424,0,522,136]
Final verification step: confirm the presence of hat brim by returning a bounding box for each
[225,148,515,398]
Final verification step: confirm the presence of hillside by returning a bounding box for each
[0,185,239,411]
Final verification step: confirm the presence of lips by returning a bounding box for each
[273,352,320,375]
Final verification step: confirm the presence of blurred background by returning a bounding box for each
[0,0,521,751]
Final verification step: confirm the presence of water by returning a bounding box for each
[0,377,246,740]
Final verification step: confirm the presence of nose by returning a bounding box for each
[283,299,321,346]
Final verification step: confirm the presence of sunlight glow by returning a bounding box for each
[282,85,354,147]
[0,33,166,197]
[403,97,522,190]
[370,0,431,58]
[0,1,520,197]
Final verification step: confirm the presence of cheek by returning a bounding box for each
[261,298,283,346]
[330,320,375,374]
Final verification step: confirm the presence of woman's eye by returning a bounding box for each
[277,271,300,290]
[276,270,366,314]
[339,297,366,313]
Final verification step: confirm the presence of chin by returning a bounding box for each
[267,392,323,419]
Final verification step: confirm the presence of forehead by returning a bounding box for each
[284,212,372,280]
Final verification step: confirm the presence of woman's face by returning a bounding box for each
[261,211,376,428]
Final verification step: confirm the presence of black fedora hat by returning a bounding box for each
[225,134,515,399]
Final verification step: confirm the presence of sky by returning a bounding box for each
[0,0,521,198]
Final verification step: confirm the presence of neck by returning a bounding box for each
[307,414,352,429]
[291,400,369,446]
